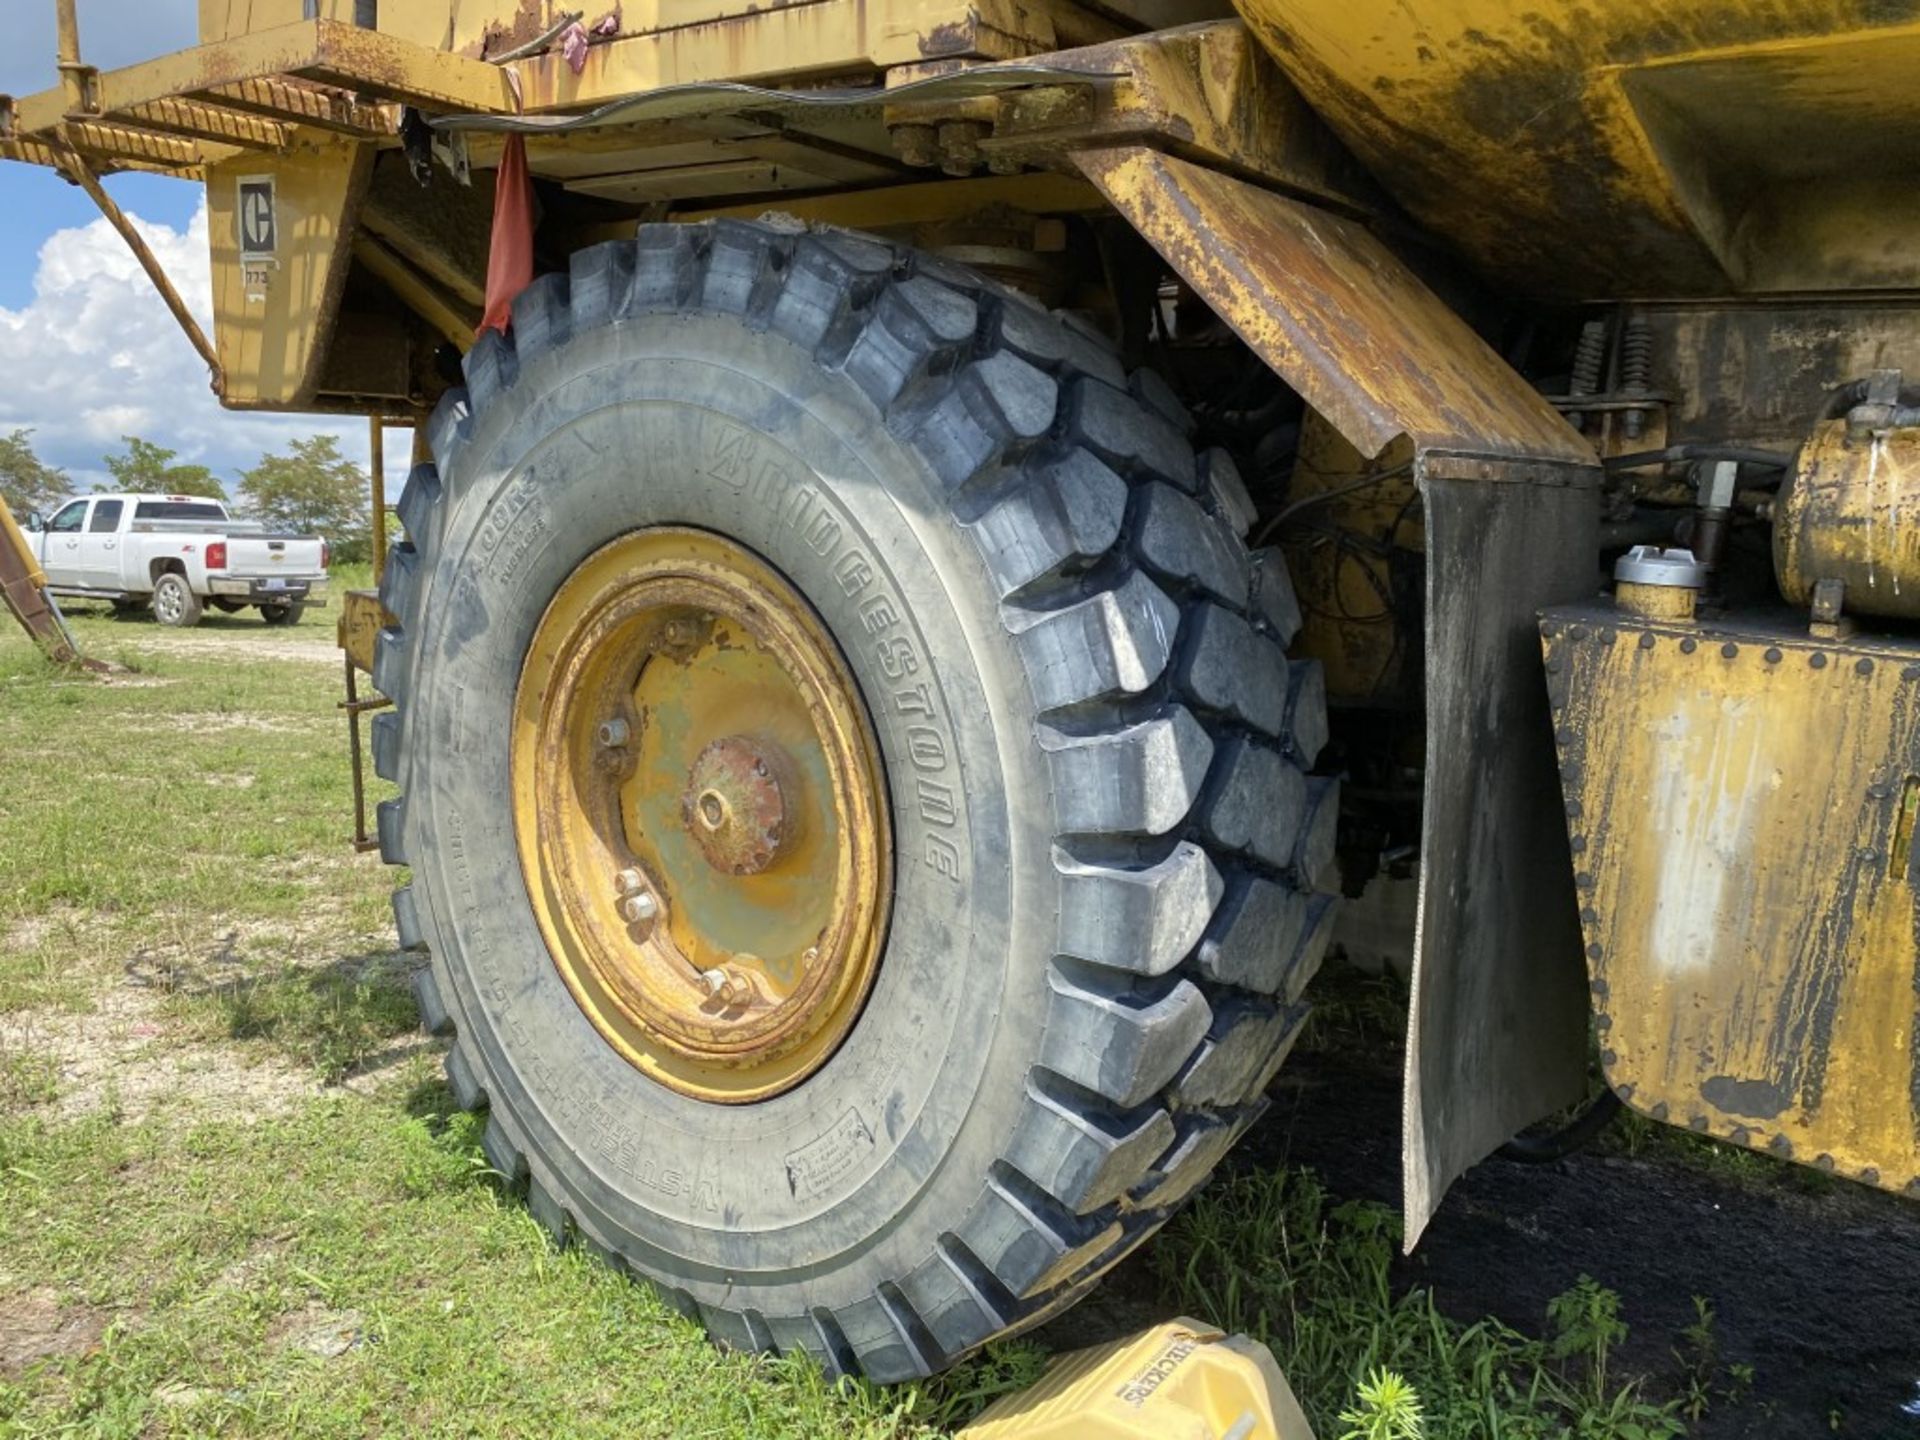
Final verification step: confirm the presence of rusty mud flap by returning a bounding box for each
[1081,146,1599,1240]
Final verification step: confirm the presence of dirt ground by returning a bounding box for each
[1049,1034,1920,1438]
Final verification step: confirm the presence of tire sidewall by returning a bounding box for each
[407,316,1055,1310]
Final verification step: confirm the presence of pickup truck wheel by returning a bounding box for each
[372,221,1337,1381]
[259,602,304,626]
[151,572,202,628]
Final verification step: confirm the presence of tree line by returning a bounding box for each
[0,429,376,565]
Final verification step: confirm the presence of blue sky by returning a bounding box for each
[0,1,389,497]
[1,1,199,308]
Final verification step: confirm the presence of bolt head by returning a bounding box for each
[597,717,631,747]
[621,892,658,924]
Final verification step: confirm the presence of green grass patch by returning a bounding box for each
[1152,1168,1695,1439]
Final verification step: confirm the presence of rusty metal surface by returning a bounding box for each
[199,77,393,137]
[1234,0,1920,298]
[339,652,393,854]
[1645,302,1920,454]
[114,96,291,151]
[426,22,1376,217]
[1078,145,1592,464]
[682,735,794,877]
[0,122,215,176]
[0,497,90,669]
[1402,465,1596,1243]
[336,586,390,675]
[1543,601,1920,1197]
[1776,417,1920,622]
[426,59,1121,133]
[10,18,512,137]
[513,527,891,1105]
[1082,146,1599,1239]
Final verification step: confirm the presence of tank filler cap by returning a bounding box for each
[1614,545,1706,589]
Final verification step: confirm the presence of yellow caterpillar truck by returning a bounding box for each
[8,0,1920,1380]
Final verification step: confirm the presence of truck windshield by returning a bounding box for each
[133,501,226,522]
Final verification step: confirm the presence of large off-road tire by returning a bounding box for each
[374,220,1337,1381]
[151,571,201,628]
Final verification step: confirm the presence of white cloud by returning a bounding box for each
[0,199,396,502]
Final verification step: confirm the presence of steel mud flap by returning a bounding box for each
[1082,145,1599,1239]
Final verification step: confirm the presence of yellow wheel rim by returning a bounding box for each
[512,528,891,1103]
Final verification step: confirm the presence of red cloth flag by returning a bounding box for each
[478,134,536,336]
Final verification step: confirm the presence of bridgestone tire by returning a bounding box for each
[375,219,1337,1381]
[151,572,201,628]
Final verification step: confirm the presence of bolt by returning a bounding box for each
[621,891,658,925]
[597,717,630,747]
[891,122,938,168]
[663,619,691,646]
[699,965,755,1007]
[938,119,988,176]
[698,791,726,829]
[614,867,645,894]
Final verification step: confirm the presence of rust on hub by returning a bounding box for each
[683,735,792,875]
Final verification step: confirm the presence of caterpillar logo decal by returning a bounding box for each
[237,175,277,300]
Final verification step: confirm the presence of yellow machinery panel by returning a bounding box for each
[960,1320,1315,1440]
[1233,0,1920,298]
[1543,602,1920,1197]
[205,136,372,408]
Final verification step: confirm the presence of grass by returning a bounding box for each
[1150,1169,1694,1439]
[0,605,1732,1437]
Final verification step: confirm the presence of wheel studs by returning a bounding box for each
[615,868,658,931]
[597,717,630,748]
[698,965,756,1007]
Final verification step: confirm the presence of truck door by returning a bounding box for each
[78,498,124,590]
[40,500,89,587]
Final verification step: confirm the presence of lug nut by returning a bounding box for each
[621,891,658,924]
[597,717,630,747]
[891,122,938,168]
[615,867,645,894]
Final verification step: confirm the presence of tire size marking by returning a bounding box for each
[783,1107,875,1201]
[703,424,966,885]
[475,470,551,591]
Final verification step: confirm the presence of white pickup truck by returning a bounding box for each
[22,493,329,628]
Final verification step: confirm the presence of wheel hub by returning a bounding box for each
[511,528,891,1104]
[683,735,792,876]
